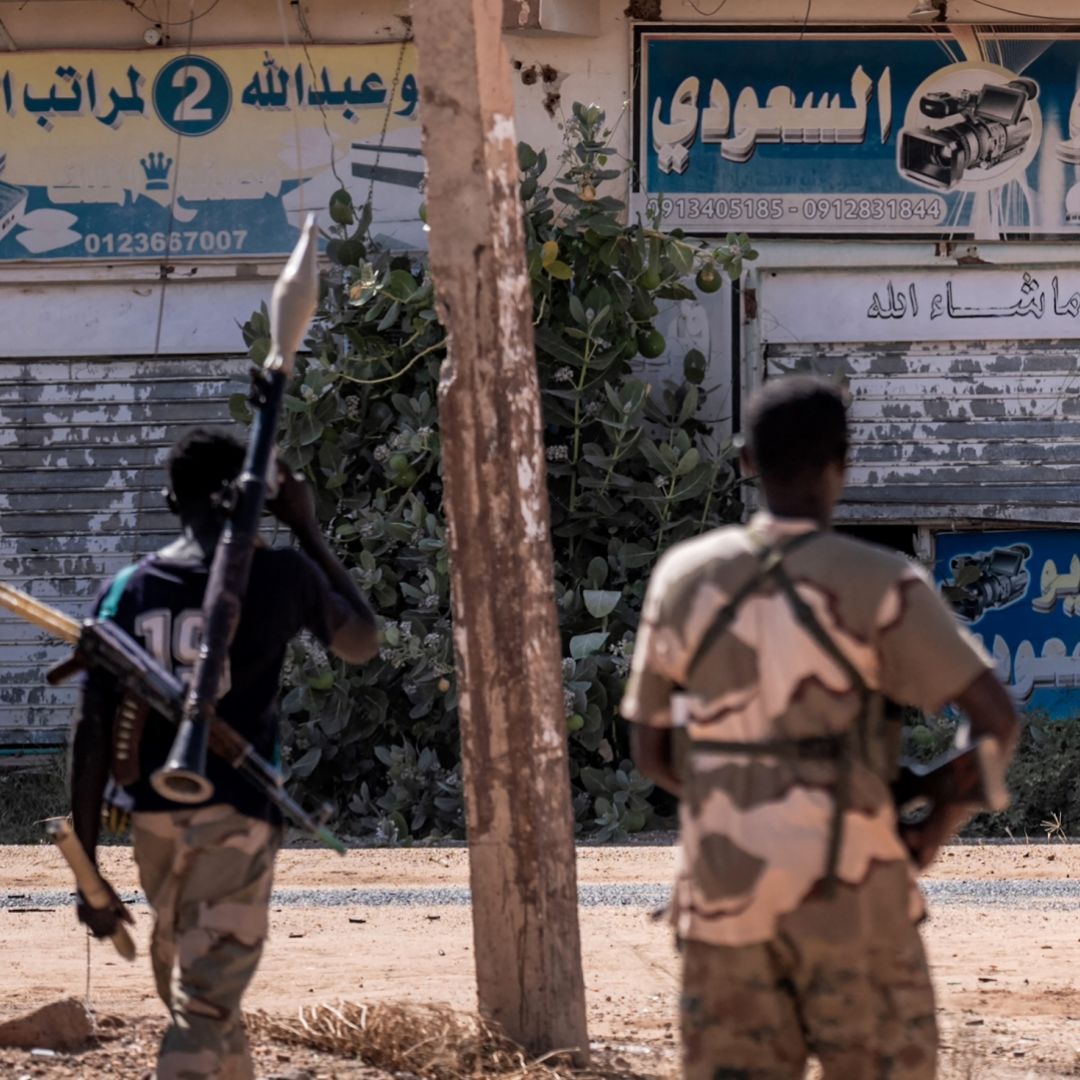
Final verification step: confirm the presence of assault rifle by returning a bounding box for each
[0,581,345,854]
[893,735,1009,826]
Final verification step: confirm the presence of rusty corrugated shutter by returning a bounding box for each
[763,341,1080,526]
[0,356,249,746]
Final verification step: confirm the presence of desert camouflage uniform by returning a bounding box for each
[132,805,281,1080]
[622,512,991,1080]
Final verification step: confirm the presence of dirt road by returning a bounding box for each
[1,843,1078,1077]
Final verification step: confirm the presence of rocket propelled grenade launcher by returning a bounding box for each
[0,582,345,854]
[152,215,321,804]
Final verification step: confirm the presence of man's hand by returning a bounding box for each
[76,884,134,940]
[266,466,319,537]
[900,803,970,870]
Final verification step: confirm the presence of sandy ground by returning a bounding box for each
[0,843,1078,1077]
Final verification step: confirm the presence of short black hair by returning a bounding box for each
[166,428,245,510]
[746,376,849,483]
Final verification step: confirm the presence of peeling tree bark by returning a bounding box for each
[410,0,590,1059]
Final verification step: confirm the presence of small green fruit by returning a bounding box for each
[329,189,355,227]
[637,328,666,359]
[684,348,707,385]
[567,713,585,733]
[639,267,661,291]
[326,238,365,268]
[696,264,722,293]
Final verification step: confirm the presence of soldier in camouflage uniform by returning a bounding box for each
[70,429,379,1079]
[622,377,1019,1080]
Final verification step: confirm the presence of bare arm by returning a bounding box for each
[267,469,379,664]
[70,677,113,865]
[70,676,131,938]
[954,667,1020,757]
[630,724,682,800]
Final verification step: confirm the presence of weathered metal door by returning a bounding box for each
[764,340,1080,526]
[0,356,248,746]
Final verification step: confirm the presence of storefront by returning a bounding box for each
[4,0,1080,742]
[633,21,1080,713]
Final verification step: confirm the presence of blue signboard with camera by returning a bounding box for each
[634,30,1080,237]
[933,531,1080,719]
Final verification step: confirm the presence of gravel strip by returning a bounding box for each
[0,883,671,911]
[7,878,1080,912]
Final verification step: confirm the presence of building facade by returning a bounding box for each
[0,0,1076,745]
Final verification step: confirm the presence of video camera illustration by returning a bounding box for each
[941,543,1031,623]
[899,78,1038,192]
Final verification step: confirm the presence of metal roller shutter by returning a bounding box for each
[764,340,1080,526]
[0,356,249,747]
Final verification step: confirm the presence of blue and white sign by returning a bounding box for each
[635,30,1080,237]
[934,530,1080,718]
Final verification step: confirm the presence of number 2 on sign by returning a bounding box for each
[172,65,214,123]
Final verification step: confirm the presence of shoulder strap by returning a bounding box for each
[98,563,139,621]
[684,528,821,685]
[770,563,870,697]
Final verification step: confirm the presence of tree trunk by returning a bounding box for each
[411,0,590,1059]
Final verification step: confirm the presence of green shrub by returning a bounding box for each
[239,102,753,843]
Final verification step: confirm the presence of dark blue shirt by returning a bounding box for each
[91,545,349,822]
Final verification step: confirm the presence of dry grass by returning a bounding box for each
[246,1001,649,1080]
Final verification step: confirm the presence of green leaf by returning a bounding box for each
[583,589,621,618]
[675,448,700,476]
[667,239,696,276]
[308,669,335,691]
[587,556,609,589]
[383,270,419,303]
[249,337,271,366]
[294,411,325,447]
[281,686,308,715]
[289,747,322,779]
[678,386,700,425]
[545,260,573,281]
[638,438,669,474]
[228,393,252,425]
[619,543,655,570]
[570,632,610,659]
[518,142,538,171]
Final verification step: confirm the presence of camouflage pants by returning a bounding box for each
[132,805,281,1080]
[680,861,937,1080]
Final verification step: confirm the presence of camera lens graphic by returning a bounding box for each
[898,65,1041,194]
